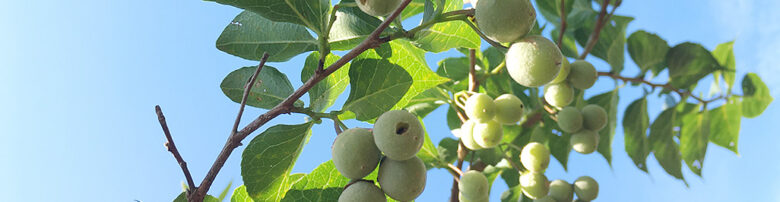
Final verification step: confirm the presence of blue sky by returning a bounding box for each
[1,0,778,201]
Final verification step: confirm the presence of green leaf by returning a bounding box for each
[534,0,576,25]
[588,90,619,164]
[218,181,234,201]
[741,73,773,118]
[447,107,462,130]
[438,137,459,164]
[623,97,650,172]
[302,52,350,112]
[417,118,444,169]
[666,42,720,89]
[712,41,736,89]
[281,161,350,202]
[500,185,524,202]
[678,105,709,176]
[575,15,633,73]
[343,40,449,120]
[241,122,315,201]
[221,65,302,109]
[648,107,684,180]
[404,88,448,118]
[174,193,220,202]
[328,6,382,50]
[709,99,741,154]
[551,28,579,58]
[217,11,318,62]
[436,57,470,81]
[231,185,253,202]
[627,30,669,76]
[400,0,427,20]
[544,117,571,170]
[412,0,480,52]
[207,0,329,33]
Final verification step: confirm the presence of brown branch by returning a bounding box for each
[333,116,343,135]
[232,53,270,135]
[188,1,416,200]
[155,105,196,193]
[598,72,728,104]
[578,0,614,59]
[557,0,567,50]
[468,49,478,92]
[450,142,467,202]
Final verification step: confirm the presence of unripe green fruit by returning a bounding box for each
[519,172,549,199]
[473,120,503,148]
[356,0,402,17]
[556,106,583,133]
[332,128,382,179]
[520,142,550,172]
[550,58,571,84]
[458,170,489,199]
[493,94,525,124]
[475,0,536,43]
[373,110,424,160]
[377,156,427,201]
[460,120,484,150]
[533,196,556,202]
[465,93,496,122]
[549,179,573,202]
[567,60,597,90]
[506,36,563,87]
[581,104,607,131]
[544,82,574,108]
[338,181,387,202]
[570,130,599,154]
[573,176,599,201]
[459,193,489,202]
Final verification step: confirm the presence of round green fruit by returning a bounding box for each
[570,130,599,154]
[567,60,597,90]
[465,93,496,122]
[373,110,424,160]
[550,58,571,83]
[475,0,536,43]
[473,120,503,148]
[533,196,556,202]
[506,36,563,87]
[492,94,525,124]
[458,170,489,199]
[356,0,402,17]
[581,104,607,131]
[459,193,489,202]
[548,179,573,202]
[377,156,427,201]
[520,142,550,172]
[519,172,549,199]
[338,181,387,202]
[460,120,484,150]
[544,82,574,108]
[556,106,583,133]
[332,128,382,179]
[573,176,599,201]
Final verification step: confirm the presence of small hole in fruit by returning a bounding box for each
[395,122,410,135]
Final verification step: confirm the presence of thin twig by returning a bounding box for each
[450,142,467,202]
[578,0,613,59]
[232,53,270,135]
[557,0,567,50]
[463,18,508,51]
[155,105,196,192]
[498,145,524,172]
[333,116,343,135]
[598,72,728,104]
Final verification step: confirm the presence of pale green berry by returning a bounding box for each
[460,120,484,150]
[544,82,574,108]
[556,106,583,133]
[378,156,427,201]
[465,93,496,122]
[373,110,424,160]
[574,176,599,201]
[549,179,573,202]
[493,94,525,124]
[506,36,563,87]
[534,196,556,202]
[332,128,381,179]
[473,120,503,148]
[356,0,402,16]
[570,130,599,154]
[338,181,387,202]
[520,142,550,172]
[581,104,607,131]
[520,172,549,199]
[550,58,571,83]
[459,193,489,202]
[475,0,536,43]
[458,170,490,199]
[567,60,597,90]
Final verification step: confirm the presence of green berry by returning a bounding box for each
[556,106,583,133]
[581,104,607,131]
[475,0,536,43]
[506,36,563,87]
[544,82,574,108]
[460,120,484,150]
[338,181,387,202]
[519,172,549,199]
[458,170,489,199]
[473,120,503,148]
[550,58,571,83]
[533,196,556,202]
[356,0,402,16]
[332,128,382,179]
[459,193,489,202]
[520,142,550,172]
[573,176,599,201]
[492,94,525,124]
[570,130,599,154]
[373,110,424,161]
[465,93,496,122]
[567,60,597,90]
[377,156,427,201]
[549,179,573,202]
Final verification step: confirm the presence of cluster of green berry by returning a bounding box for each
[558,105,607,154]
[519,143,599,202]
[460,93,525,150]
[333,110,427,202]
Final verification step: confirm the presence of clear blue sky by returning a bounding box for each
[1,0,778,201]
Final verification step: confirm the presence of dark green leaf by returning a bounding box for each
[438,137,459,164]
[328,6,382,50]
[412,0,480,52]
[678,105,709,176]
[500,168,520,187]
[447,107,463,130]
[623,97,650,172]
[712,41,736,89]
[648,107,684,180]
[534,0,575,25]
[302,52,350,112]
[575,15,633,73]
[500,185,523,202]
[627,30,669,76]
[436,57,470,81]
[207,0,329,33]
[281,161,349,202]
[174,193,219,202]
[217,11,317,62]
[709,99,741,154]
[221,65,302,109]
[666,42,720,89]
[241,122,315,201]
[741,73,773,118]
[551,28,579,58]
[588,90,619,164]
